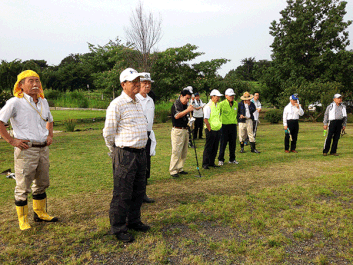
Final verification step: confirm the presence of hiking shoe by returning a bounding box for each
[115,231,134,242]
[330,153,339,156]
[218,161,224,166]
[127,222,151,232]
[179,171,188,175]
[285,150,290,153]
[171,174,179,178]
[323,153,327,156]
[229,160,239,165]
[291,150,298,153]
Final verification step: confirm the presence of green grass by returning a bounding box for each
[0,118,352,264]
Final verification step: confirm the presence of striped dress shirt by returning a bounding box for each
[103,92,148,153]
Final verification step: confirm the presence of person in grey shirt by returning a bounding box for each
[323,94,347,156]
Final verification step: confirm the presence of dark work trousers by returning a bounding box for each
[110,147,146,235]
[146,131,151,181]
[323,120,344,154]
[253,120,259,138]
[218,124,237,162]
[203,129,221,167]
[193,117,204,139]
[285,120,299,151]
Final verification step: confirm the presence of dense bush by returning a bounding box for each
[347,113,353,124]
[0,90,12,108]
[265,109,282,124]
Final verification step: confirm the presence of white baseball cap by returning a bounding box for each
[210,89,223,97]
[140,72,154,83]
[183,86,193,94]
[225,88,235,96]
[120,68,144,83]
[333,94,342,98]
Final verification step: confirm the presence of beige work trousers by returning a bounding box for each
[239,120,255,143]
[169,128,189,175]
[14,146,50,201]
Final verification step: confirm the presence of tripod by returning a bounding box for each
[188,126,203,178]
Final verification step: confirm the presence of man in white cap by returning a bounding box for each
[283,94,304,153]
[103,67,150,243]
[136,73,155,203]
[217,88,239,166]
[323,94,347,156]
[202,89,223,169]
[238,92,260,153]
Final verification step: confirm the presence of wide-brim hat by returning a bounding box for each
[120,68,144,83]
[240,91,253,100]
[13,70,44,99]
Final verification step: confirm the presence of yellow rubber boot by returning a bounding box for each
[33,198,58,222]
[16,205,31,230]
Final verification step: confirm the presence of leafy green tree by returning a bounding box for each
[81,38,139,98]
[262,0,352,107]
[45,54,92,92]
[193,58,230,95]
[151,44,203,101]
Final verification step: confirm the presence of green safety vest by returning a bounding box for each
[219,99,238,125]
[205,101,222,131]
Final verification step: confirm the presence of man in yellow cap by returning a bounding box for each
[0,70,58,231]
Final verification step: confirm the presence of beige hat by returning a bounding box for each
[240,91,253,100]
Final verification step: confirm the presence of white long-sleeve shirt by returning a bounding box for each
[283,103,304,127]
[136,93,155,131]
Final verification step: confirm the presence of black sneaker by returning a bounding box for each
[179,171,188,175]
[171,174,179,178]
[115,231,134,242]
[127,222,151,232]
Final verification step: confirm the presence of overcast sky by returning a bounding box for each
[1,0,352,77]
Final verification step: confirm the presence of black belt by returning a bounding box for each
[173,126,188,130]
[121,147,145,153]
[31,143,47,148]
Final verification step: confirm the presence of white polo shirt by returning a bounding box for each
[0,93,53,143]
[136,93,155,132]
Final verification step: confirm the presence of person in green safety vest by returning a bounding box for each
[202,89,223,169]
[217,88,239,166]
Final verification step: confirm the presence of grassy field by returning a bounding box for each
[0,118,352,264]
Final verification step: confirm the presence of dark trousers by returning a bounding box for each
[110,147,146,234]
[285,120,299,151]
[193,118,204,139]
[253,120,259,138]
[323,120,343,154]
[146,132,151,180]
[218,124,237,162]
[203,129,221,167]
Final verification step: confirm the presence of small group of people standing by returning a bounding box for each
[282,93,347,156]
[0,68,348,246]
[168,88,262,175]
